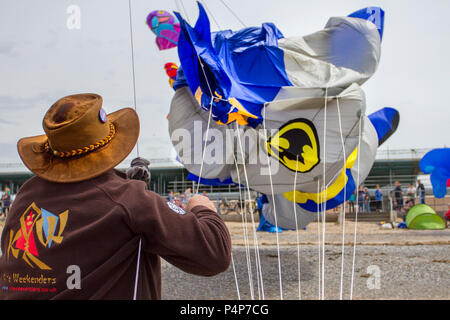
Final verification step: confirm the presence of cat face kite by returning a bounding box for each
[168,3,399,229]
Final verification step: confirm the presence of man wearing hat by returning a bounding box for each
[0,94,231,299]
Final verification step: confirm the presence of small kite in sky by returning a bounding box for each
[146,10,180,50]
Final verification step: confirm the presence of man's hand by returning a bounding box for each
[126,157,151,184]
[186,195,216,213]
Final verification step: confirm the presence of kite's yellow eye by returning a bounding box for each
[266,118,320,173]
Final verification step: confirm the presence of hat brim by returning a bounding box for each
[17,108,140,183]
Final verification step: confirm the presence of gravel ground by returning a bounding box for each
[226,221,450,246]
[1,219,449,299]
[162,221,450,300]
[162,245,450,300]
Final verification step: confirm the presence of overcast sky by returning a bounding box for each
[0,0,449,165]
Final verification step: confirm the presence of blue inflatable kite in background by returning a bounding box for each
[420,148,450,198]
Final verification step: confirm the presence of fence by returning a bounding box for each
[206,194,449,221]
[168,172,448,211]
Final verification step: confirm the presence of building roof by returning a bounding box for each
[0,157,184,176]
[0,148,436,185]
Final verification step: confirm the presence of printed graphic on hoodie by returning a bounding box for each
[6,202,69,270]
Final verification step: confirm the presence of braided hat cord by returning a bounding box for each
[45,123,116,158]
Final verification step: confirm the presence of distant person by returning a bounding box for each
[167,190,174,203]
[393,181,404,219]
[1,187,11,218]
[357,186,365,213]
[363,187,371,213]
[348,191,356,213]
[416,180,426,204]
[0,189,4,220]
[175,196,184,209]
[404,199,415,216]
[406,183,416,206]
[445,204,450,228]
[202,191,209,199]
[375,184,383,212]
[184,188,192,203]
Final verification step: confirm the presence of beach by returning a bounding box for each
[161,221,450,300]
[1,220,449,299]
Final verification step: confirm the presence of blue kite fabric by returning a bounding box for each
[172,66,188,91]
[187,173,234,186]
[174,2,290,127]
[368,107,400,146]
[420,148,450,198]
[348,7,385,39]
[174,2,384,128]
[256,195,283,233]
[257,212,283,233]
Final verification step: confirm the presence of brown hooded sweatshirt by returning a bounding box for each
[0,169,231,299]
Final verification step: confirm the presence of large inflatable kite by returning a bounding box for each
[420,148,450,198]
[167,3,399,229]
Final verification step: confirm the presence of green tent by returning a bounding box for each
[405,204,446,230]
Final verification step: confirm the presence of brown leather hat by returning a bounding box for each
[17,93,140,183]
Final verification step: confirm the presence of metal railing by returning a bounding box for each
[213,192,449,216]
[375,148,432,160]
[167,180,243,196]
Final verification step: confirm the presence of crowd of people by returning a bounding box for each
[344,185,380,214]
[342,180,427,215]
[392,179,426,220]
[0,180,434,220]
[0,179,440,223]
[164,180,433,218]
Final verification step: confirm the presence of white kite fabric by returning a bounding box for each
[168,6,385,230]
